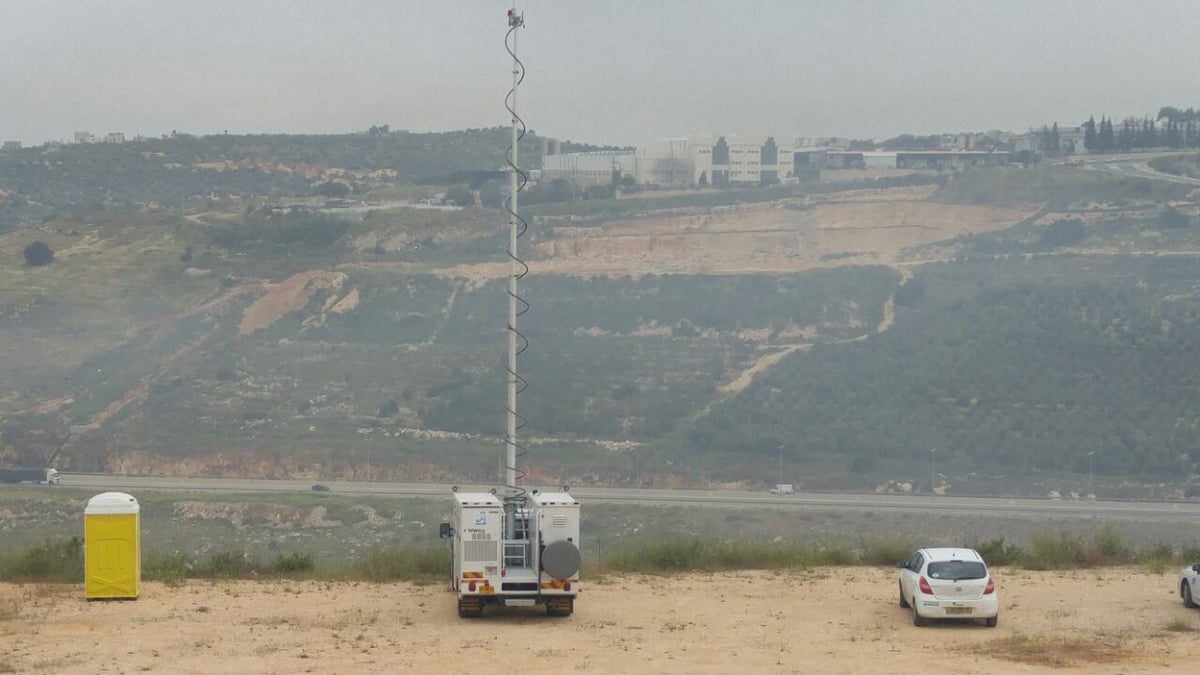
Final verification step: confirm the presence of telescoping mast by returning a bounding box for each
[440,4,582,619]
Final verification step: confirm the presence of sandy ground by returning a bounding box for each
[3,567,1199,674]
[441,196,1036,279]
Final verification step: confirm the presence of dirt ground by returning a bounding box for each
[3,567,1198,674]
[443,194,1036,279]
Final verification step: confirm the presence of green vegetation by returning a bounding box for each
[22,241,54,266]
[936,165,1190,207]
[0,538,82,583]
[0,128,555,227]
[207,210,351,252]
[1078,111,1200,154]
[1151,152,1200,179]
[345,546,450,582]
[692,256,1200,481]
[71,266,896,470]
[2,524,1196,583]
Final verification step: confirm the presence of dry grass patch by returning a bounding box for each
[0,597,20,621]
[1164,617,1194,633]
[243,615,301,628]
[977,633,1132,667]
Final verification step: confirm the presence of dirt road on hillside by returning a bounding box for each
[2,568,1198,674]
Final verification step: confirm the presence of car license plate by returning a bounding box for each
[945,606,973,615]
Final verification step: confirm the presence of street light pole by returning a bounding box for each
[1087,451,1095,496]
[930,448,937,496]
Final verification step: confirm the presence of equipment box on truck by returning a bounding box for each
[442,489,581,617]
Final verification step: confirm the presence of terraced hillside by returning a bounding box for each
[5,135,1200,493]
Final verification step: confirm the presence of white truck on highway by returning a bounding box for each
[770,483,795,495]
[0,468,61,485]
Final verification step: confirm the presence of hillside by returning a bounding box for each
[4,135,1200,495]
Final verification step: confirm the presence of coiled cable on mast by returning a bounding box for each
[503,10,529,494]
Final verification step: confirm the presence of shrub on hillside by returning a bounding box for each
[23,240,54,266]
[1157,205,1191,229]
[1040,219,1087,247]
[315,180,351,198]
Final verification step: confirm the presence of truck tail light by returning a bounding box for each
[918,577,933,595]
[468,581,477,592]
[983,577,995,595]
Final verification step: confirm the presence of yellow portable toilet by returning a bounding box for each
[84,492,141,600]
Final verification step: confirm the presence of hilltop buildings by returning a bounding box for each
[541,133,1011,189]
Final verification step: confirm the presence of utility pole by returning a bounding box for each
[777,445,784,487]
[1088,451,1095,496]
[930,448,937,497]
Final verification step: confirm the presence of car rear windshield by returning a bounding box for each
[926,560,986,581]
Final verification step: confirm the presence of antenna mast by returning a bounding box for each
[502,4,528,511]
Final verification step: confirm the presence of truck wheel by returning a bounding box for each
[898,583,909,608]
[911,601,925,627]
[1183,581,1198,609]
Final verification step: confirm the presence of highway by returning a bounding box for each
[55,473,1200,521]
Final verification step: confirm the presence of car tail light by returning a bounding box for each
[984,577,995,595]
[918,576,933,595]
[468,581,477,592]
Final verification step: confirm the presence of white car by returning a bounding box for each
[897,547,998,627]
[1179,564,1200,608]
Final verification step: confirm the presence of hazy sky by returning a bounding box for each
[2,0,1198,146]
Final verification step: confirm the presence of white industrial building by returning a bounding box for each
[539,130,1010,190]
[539,134,807,189]
[689,134,806,187]
[540,150,634,187]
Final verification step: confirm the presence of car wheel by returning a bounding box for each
[911,599,925,627]
[898,582,910,608]
[985,615,998,628]
[1183,580,1198,609]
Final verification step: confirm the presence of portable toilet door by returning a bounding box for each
[84,492,141,600]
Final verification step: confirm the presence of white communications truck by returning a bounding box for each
[439,3,582,619]
[442,488,581,617]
